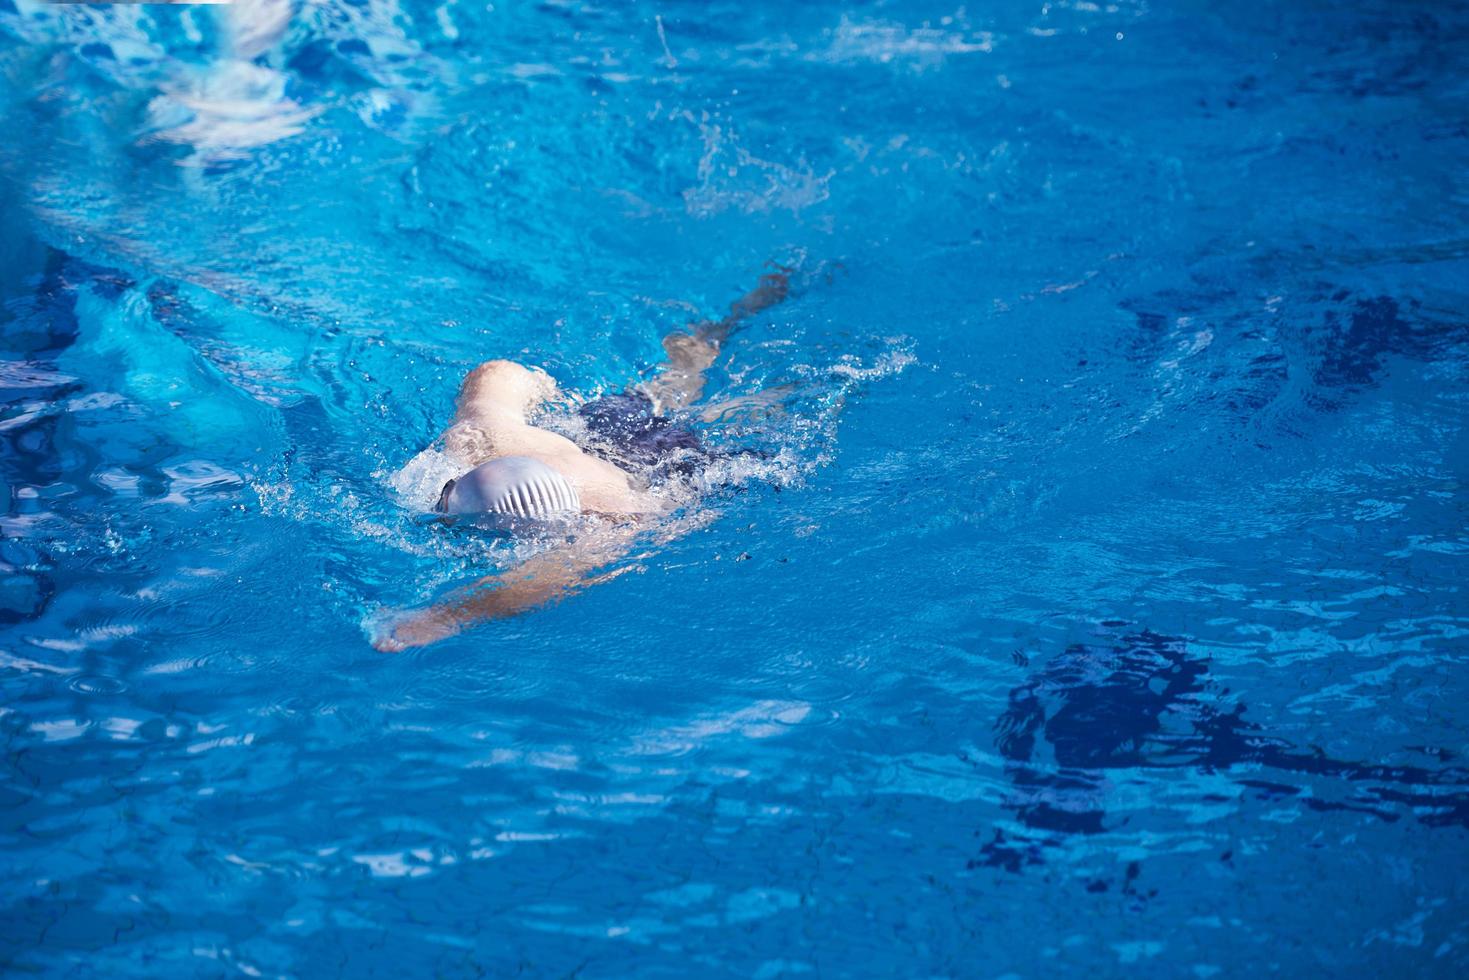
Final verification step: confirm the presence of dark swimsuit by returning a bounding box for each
[577,390,706,477]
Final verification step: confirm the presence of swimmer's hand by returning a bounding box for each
[372,605,462,652]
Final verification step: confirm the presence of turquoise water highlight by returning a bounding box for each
[2,1,1468,975]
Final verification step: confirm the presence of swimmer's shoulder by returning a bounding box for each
[443,419,504,464]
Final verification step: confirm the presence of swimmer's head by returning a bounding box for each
[457,360,560,416]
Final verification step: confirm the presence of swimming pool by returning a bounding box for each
[2,0,1467,974]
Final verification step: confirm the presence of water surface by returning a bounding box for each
[2,1,1467,975]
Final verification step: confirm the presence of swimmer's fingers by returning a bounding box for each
[371,605,461,652]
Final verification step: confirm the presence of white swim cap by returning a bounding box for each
[435,456,581,521]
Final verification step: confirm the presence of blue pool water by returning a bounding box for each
[3,0,1468,974]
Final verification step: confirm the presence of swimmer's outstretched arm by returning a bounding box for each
[641,266,791,413]
[372,509,716,651]
[373,528,640,651]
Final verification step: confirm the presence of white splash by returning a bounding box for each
[816,14,995,69]
[144,0,316,165]
[386,444,463,512]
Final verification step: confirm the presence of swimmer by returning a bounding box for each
[373,267,793,651]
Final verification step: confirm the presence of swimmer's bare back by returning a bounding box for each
[373,267,792,651]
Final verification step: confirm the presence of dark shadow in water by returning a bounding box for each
[977,627,1469,872]
[1124,288,1466,414]
[0,249,125,623]
[1308,293,1461,401]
